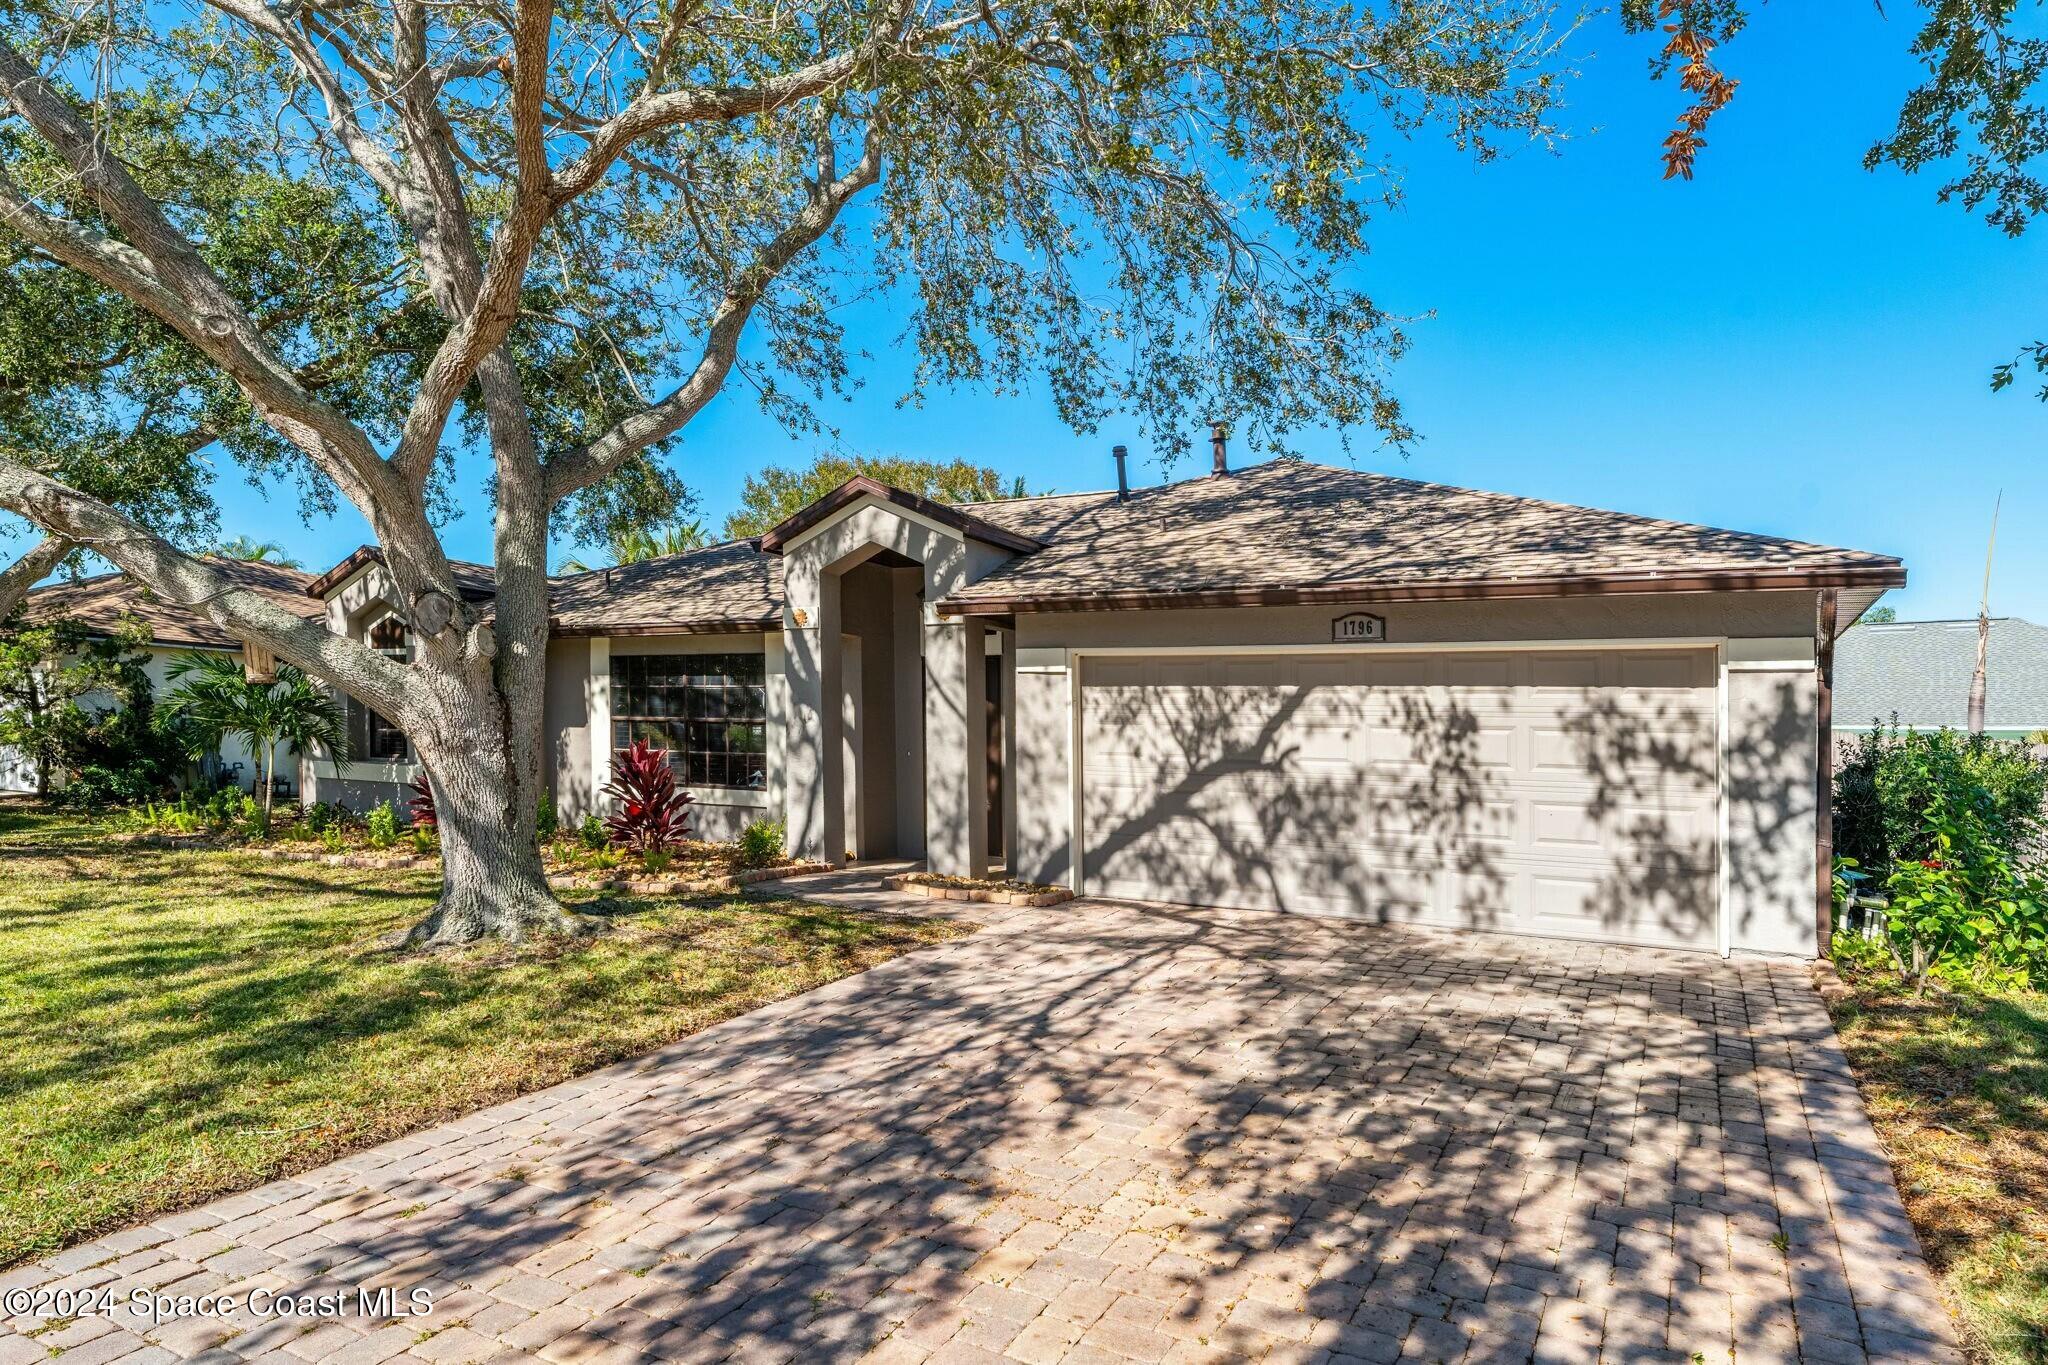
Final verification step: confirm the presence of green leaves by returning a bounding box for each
[723,455,1040,538]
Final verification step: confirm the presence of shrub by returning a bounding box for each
[737,818,785,869]
[536,793,558,842]
[578,814,607,850]
[366,800,399,849]
[408,773,437,830]
[643,847,674,874]
[203,788,242,826]
[58,764,165,810]
[321,826,346,853]
[601,741,694,854]
[410,825,438,856]
[1835,724,2048,879]
[239,793,269,841]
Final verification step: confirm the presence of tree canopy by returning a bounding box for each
[1627,0,2048,394]
[724,455,1036,539]
[0,0,1584,939]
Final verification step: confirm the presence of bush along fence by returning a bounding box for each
[1833,722,2048,990]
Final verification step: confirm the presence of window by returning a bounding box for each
[345,616,411,762]
[612,653,767,790]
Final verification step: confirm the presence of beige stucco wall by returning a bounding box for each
[1008,590,1827,957]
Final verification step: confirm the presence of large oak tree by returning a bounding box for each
[0,0,1574,942]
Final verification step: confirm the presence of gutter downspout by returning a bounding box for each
[1816,587,1839,956]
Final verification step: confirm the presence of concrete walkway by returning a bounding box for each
[2,880,1958,1363]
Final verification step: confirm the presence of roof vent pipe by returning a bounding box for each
[1112,444,1130,502]
[1210,421,1229,476]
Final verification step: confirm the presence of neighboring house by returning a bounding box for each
[308,455,1902,959]
[1834,616,2048,743]
[1,559,325,795]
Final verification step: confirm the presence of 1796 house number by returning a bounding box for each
[1331,612,1386,643]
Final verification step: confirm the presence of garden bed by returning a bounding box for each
[888,872,1073,906]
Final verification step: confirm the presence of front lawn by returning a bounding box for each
[1829,971,2048,1362]
[0,805,964,1267]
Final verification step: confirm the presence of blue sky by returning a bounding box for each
[203,1,2044,620]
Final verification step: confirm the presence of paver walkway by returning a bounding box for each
[2,885,1959,1364]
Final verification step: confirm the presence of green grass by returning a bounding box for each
[1830,971,2048,1362]
[0,804,966,1267]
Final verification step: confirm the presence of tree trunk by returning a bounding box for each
[400,684,574,948]
[262,740,276,825]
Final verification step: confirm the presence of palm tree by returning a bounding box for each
[207,537,303,567]
[559,520,711,573]
[159,653,349,822]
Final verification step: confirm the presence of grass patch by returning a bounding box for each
[0,805,967,1267]
[1829,970,2048,1362]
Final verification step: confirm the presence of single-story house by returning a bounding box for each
[307,453,1903,958]
[1834,616,2048,743]
[2,558,326,794]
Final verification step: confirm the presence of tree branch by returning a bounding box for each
[0,458,413,713]
[0,39,392,506]
[0,534,72,619]
[545,123,885,499]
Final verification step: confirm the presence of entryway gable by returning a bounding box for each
[771,487,1019,879]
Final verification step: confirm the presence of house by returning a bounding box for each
[1,558,326,794]
[1834,616,2048,743]
[307,454,1903,958]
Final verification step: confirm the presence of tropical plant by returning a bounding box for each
[559,520,713,573]
[408,774,438,830]
[207,538,302,567]
[736,819,786,870]
[601,741,694,855]
[1882,820,2048,992]
[158,653,350,825]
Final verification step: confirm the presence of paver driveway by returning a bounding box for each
[3,889,1959,1364]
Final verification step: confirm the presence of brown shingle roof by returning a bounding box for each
[548,540,784,636]
[304,545,497,602]
[940,460,1904,613]
[20,558,324,648]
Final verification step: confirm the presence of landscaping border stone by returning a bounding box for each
[886,874,1072,907]
[547,860,832,895]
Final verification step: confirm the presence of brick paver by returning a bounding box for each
[2,885,1960,1362]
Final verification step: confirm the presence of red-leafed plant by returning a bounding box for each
[602,740,694,853]
[408,772,438,829]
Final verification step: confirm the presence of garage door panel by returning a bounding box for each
[1080,648,1720,951]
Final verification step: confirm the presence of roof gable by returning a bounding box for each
[755,476,1046,556]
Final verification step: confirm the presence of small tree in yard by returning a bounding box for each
[0,0,1573,941]
[0,612,154,795]
[602,741,694,855]
[159,653,349,827]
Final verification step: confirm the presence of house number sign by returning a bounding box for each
[1331,612,1386,643]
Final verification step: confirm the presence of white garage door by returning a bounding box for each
[1080,648,1721,950]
